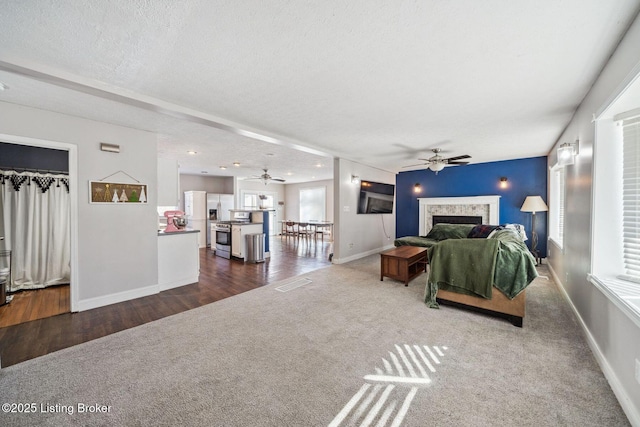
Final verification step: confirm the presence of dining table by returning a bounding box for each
[279,220,333,240]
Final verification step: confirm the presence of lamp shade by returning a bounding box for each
[520,196,548,213]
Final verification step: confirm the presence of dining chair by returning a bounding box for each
[285,221,297,238]
[296,222,311,240]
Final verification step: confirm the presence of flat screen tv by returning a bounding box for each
[357,180,395,214]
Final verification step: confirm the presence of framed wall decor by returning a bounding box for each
[89,181,148,204]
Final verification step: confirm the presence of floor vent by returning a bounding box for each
[275,278,312,292]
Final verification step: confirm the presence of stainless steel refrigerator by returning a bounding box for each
[206,193,234,246]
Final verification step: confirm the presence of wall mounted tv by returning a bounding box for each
[357,180,395,214]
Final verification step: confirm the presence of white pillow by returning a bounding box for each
[504,223,528,241]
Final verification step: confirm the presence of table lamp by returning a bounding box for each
[520,196,548,264]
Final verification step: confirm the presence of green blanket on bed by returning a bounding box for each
[394,236,439,248]
[424,229,538,308]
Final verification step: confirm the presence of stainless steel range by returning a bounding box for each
[214,212,251,259]
[214,222,233,259]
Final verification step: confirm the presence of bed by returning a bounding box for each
[395,223,537,327]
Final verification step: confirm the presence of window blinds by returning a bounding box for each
[557,168,565,244]
[622,117,640,280]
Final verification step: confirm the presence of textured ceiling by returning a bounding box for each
[0,1,639,182]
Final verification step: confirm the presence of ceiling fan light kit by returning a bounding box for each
[403,148,471,175]
[246,169,286,185]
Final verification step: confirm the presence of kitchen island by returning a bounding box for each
[158,229,200,290]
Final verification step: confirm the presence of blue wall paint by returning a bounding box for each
[396,156,548,256]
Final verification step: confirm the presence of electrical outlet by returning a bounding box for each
[343,206,350,212]
[635,359,640,385]
[348,243,354,249]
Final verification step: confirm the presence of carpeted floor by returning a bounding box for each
[0,256,630,426]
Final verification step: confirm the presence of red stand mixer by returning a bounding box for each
[164,210,187,232]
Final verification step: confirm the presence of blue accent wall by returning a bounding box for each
[396,156,548,257]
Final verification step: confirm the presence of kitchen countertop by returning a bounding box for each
[158,229,201,236]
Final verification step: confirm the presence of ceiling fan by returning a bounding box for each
[245,169,286,185]
[403,148,471,175]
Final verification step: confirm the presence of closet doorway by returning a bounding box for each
[0,137,78,327]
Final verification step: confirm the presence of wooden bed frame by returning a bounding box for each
[436,287,525,327]
[425,217,527,327]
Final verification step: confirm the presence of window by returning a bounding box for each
[242,191,275,210]
[549,166,565,248]
[591,102,640,324]
[299,187,326,221]
[621,116,640,282]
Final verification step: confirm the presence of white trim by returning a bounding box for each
[332,244,395,264]
[0,133,79,312]
[547,238,564,254]
[547,263,640,426]
[77,284,159,312]
[588,274,640,329]
[417,195,500,235]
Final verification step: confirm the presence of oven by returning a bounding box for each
[215,223,232,259]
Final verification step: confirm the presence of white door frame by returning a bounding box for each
[0,133,79,312]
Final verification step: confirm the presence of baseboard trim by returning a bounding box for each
[547,263,640,427]
[332,244,395,264]
[76,284,159,312]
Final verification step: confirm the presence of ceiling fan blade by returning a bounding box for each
[271,178,286,182]
[445,154,471,161]
[447,161,470,165]
[402,163,428,168]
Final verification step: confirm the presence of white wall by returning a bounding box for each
[0,102,159,309]
[547,12,640,424]
[284,179,334,222]
[332,158,396,263]
[180,174,233,194]
[179,174,233,210]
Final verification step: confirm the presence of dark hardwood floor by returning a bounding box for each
[0,284,70,328]
[0,237,332,368]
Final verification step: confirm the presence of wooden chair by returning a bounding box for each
[314,223,330,241]
[296,222,311,240]
[285,221,297,238]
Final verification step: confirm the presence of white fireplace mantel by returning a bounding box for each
[418,196,501,235]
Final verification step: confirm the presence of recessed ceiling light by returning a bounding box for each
[201,171,208,174]
[266,153,274,156]
[286,172,293,176]
[187,150,197,155]
[315,163,322,168]
[0,82,8,91]
[219,166,227,170]
[233,162,240,167]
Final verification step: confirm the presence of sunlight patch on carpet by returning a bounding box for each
[329,344,448,427]
[275,277,313,292]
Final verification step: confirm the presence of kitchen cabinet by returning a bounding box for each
[157,157,179,206]
[231,224,263,260]
[158,230,200,291]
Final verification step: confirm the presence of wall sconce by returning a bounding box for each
[100,142,120,153]
[414,183,422,193]
[351,175,360,184]
[557,140,579,167]
[499,177,508,189]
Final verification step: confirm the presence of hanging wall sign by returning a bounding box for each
[89,181,148,204]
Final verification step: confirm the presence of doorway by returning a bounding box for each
[0,135,79,326]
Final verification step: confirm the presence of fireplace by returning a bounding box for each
[433,215,482,226]
[418,196,501,235]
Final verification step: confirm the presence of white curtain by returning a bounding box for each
[0,170,71,291]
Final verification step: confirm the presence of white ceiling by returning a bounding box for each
[0,1,638,183]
